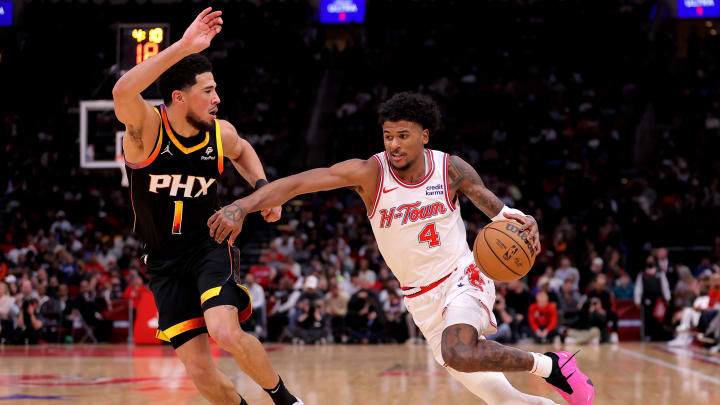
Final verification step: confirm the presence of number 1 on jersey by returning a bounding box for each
[419,223,440,247]
[172,201,183,234]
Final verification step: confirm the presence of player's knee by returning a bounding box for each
[441,330,477,373]
[442,346,475,373]
[207,323,241,348]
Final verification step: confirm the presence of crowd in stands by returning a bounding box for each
[1,0,720,352]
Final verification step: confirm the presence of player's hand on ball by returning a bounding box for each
[261,206,282,223]
[503,212,541,253]
[181,7,223,53]
[208,201,246,245]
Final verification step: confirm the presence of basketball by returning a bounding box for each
[473,219,536,282]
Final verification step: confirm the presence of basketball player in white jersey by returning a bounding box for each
[209,92,594,405]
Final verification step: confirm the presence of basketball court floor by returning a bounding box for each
[0,342,718,404]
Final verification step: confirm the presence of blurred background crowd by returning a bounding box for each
[1,0,719,351]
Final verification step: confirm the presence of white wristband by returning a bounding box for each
[491,205,526,222]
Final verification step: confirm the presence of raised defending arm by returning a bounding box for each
[113,8,223,163]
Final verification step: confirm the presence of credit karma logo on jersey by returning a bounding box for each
[148,174,215,197]
[426,184,444,196]
[320,0,365,24]
[677,0,720,18]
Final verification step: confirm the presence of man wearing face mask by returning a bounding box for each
[634,256,671,341]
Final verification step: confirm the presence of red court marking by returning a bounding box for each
[0,375,190,387]
[138,385,196,391]
[0,344,282,358]
[378,365,446,377]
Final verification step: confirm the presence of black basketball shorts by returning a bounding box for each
[145,240,251,349]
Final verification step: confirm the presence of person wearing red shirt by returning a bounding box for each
[123,273,151,315]
[709,274,720,307]
[249,255,276,288]
[528,291,560,344]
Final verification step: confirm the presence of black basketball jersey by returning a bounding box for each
[126,105,225,257]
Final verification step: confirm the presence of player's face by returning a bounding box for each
[382,120,429,171]
[185,72,220,132]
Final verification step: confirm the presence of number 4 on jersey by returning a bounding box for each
[418,223,440,247]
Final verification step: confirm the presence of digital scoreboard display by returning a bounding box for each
[117,24,170,73]
[677,0,720,18]
[0,1,12,27]
[320,0,365,24]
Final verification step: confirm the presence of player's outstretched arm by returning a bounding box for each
[447,155,540,252]
[113,7,223,162]
[207,158,377,245]
[218,120,281,222]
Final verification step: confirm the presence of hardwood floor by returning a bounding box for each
[1,342,718,404]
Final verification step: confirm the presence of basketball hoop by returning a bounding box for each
[79,99,161,187]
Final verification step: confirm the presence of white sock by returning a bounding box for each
[529,352,553,378]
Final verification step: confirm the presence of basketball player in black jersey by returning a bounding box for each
[112,8,302,405]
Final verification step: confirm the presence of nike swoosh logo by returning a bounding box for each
[382,187,398,194]
[271,386,280,394]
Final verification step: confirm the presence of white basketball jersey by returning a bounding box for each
[368,149,472,286]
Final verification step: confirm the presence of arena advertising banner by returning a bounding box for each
[677,0,720,18]
[320,0,365,24]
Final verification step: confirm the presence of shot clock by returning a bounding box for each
[117,24,170,73]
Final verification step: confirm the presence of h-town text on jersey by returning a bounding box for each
[377,201,448,228]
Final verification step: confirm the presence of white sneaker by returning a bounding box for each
[609,332,619,344]
[668,333,692,347]
[293,399,305,405]
[710,345,720,354]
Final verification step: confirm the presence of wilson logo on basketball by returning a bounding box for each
[505,223,535,257]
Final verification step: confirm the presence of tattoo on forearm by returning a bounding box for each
[447,156,504,217]
[223,202,246,223]
[442,326,533,372]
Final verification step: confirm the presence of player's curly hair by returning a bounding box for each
[378,92,441,134]
[157,54,213,105]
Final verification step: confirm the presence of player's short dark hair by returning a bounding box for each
[157,54,213,105]
[378,92,441,134]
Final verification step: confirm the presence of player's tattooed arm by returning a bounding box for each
[208,201,247,245]
[441,324,534,372]
[447,155,505,218]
